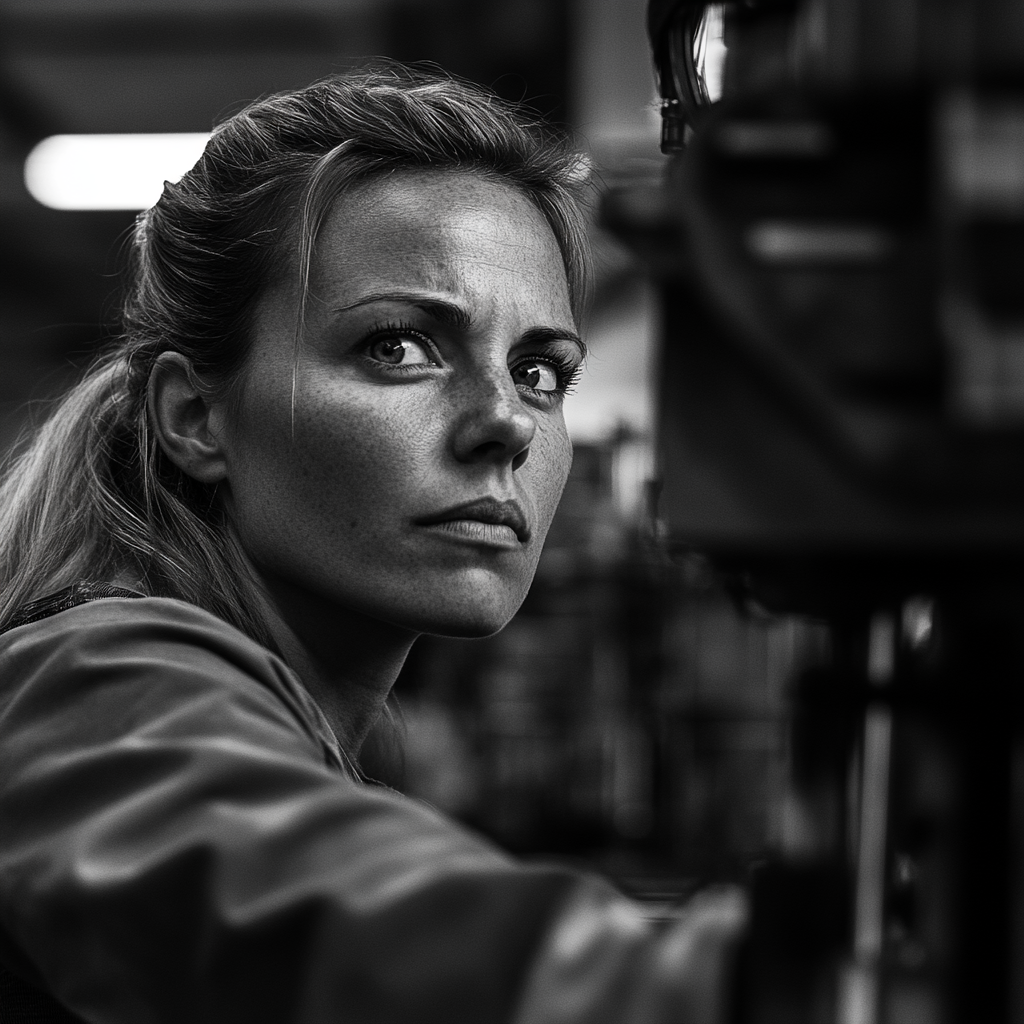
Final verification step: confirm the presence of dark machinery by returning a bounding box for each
[607,2,1024,1020]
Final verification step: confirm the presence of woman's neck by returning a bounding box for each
[253,572,418,755]
[111,562,410,754]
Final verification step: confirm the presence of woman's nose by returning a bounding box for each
[451,371,536,471]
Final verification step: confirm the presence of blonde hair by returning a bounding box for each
[0,64,592,644]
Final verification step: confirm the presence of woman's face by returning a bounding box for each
[218,170,581,638]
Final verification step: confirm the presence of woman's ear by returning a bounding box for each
[148,352,229,485]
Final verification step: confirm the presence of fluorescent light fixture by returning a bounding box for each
[25,133,211,211]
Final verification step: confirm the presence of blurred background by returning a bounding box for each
[0,0,824,899]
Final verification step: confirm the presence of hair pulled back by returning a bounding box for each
[0,65,592,644]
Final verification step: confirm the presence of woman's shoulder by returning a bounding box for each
[0,585,275,678]
[0,586,349,774]
[0,581,145,635]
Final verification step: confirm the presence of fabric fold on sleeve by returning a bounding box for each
[0,597,745,1024]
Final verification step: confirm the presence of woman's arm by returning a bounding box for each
[0,598,744,1024]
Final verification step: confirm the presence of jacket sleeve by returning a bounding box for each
[0,598,745,1024]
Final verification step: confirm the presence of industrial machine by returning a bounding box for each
[606,2,1024,1020]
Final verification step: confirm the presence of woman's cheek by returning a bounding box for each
[532,421,574,530]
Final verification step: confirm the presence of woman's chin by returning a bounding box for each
[394,589,524,639]
[419,608,519,640]
[428,617,511,640]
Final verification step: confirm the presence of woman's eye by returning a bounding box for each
[367,335,434,366]
[512,360,560,393]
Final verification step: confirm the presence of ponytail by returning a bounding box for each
[0,353,275,646]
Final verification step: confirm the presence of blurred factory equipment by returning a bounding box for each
[602,0,1024,1020]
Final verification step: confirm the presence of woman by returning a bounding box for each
[0,66,743,1022]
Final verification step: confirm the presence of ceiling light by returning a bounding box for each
[25,133,211,211]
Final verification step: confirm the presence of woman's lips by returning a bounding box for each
[422,519,521,548]
[416,497,531,545]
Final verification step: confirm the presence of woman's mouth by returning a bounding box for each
[416,497,531,546]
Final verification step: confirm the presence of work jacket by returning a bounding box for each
[0,591,743,1023]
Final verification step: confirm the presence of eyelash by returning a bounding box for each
[511,351,583,397]
[363,320,438,367]
[368,318,427,340]
[363,319,583,395]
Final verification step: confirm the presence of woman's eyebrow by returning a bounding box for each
[332,291,472,330]
[333,291,584,356]
[521,326,586,358]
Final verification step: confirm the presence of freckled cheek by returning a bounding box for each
[528,423,574,533]
[284,401,437,532]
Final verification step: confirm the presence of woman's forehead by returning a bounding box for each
[308,171,571,315]
[321,170,557,256]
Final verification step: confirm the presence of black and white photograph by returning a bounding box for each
[1,1,1022,1021]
